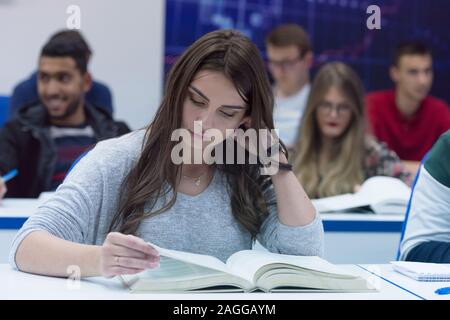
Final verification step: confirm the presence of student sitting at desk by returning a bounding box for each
[10,30,323,278]
[0,30,130,199]
[366,41,450,174]
[291,62,411,199]
[265,24,313,150]
[400,129,450,263]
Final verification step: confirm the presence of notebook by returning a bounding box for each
[391,261,450,282]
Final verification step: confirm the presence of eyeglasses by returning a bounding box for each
[267,57,302,71]
[317,101,352,116]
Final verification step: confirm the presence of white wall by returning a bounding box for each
[0,0,164,129]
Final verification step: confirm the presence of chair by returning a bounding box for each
[67,148,92,174]
[0,96,10,127]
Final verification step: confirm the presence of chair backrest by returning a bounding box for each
[396,153,430,260]
[67,148,92,174]
[0,96,10,127]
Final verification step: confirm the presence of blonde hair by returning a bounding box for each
[292,62,366,198]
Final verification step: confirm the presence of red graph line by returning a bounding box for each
[314,0,403,65]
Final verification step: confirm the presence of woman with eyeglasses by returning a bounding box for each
[291,62,411,199]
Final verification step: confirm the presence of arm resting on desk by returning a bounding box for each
[15,230,102,277]
[14,230,160,278]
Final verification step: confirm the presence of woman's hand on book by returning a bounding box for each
[99,232,160,278]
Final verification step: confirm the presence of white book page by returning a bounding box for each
[148,242,229,274]
[312,193,369,212]
[311,176,410,213]
[122,256,224,285]
[226,250,356,283]
[357,176,410,207]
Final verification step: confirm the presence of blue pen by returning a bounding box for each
[1,169,18,182]
[435,287,450,295]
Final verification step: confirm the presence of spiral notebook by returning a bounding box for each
[391,261,450,282]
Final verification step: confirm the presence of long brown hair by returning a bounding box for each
[109,30,280,238]
[292,62,366,198]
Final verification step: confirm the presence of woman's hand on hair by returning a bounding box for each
[99,232,160,278]
[234,119,279,154]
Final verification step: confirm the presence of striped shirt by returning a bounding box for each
[49,124,96,190]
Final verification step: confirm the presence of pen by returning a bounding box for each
[435,287,450,295]
[1,169,18,183]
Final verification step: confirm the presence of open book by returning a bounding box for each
[312,176,411,215]
[120,243,376,293]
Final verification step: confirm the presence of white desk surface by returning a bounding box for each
[0,264,419,300]
[0,198,405,221]
[0,198,41,217]
[321,213,404,222]
[359,264,450,300]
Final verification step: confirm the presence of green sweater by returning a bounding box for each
[400,130,450,259]
[424,130,450,188]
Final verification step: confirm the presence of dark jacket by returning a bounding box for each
[0,103,130,197]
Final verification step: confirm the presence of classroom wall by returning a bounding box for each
[0,0,165,130]
[165,0,450,104]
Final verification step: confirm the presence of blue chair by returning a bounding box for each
[0,96,10,127]
[67,148,93,174]
[396,153,430,260]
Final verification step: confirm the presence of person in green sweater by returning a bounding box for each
[400,129,450,263]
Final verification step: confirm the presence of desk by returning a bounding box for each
[321,213,404,264]
[0,199,43,265]
[359,264,450,300]
[0,199,404,264]
[0,264,419,300]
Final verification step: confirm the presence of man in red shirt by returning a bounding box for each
[366,42,450,166]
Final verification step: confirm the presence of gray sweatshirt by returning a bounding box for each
[9,130,324,268]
